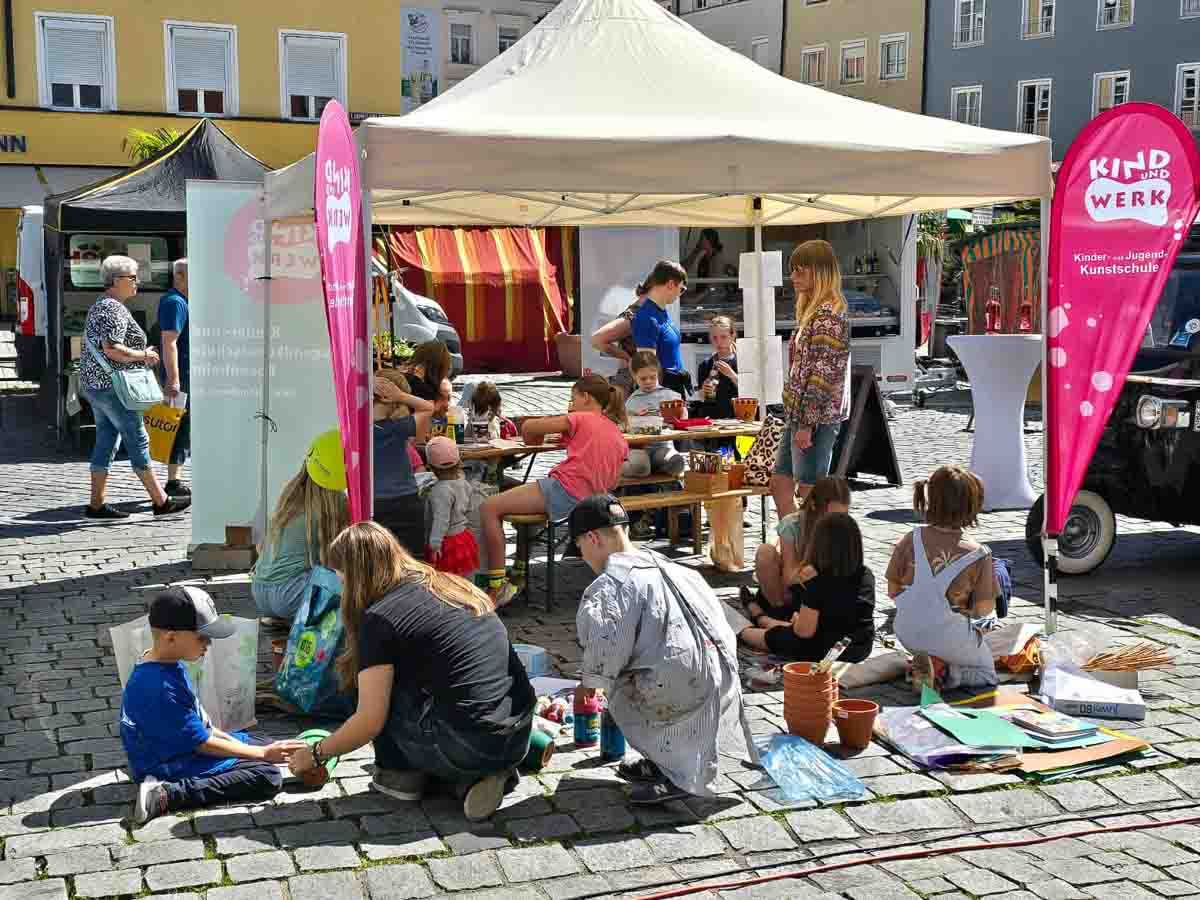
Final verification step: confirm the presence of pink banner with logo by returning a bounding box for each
[314,100,372,522]
[1046,103,1200,534]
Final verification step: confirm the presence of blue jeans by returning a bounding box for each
[83,386,152,473]
[253,568,328,620]
[159,735,283,811]
[773,421,842,485]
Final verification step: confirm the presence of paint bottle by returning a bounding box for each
[573,691,601,748]
[600,708,626,762]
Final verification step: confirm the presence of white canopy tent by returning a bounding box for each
[264,0,1057,622]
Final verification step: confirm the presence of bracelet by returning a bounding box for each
[311,740,325,768]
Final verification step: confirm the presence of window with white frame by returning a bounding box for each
[954,0,985,47]
[1093,70,1130,116]
[751,37,769,67]
[36,13,115,110]
[840,40,866,85]
[1183,0,1200,18]
[1097,0,1133,29]
[951,85,983,126]
[1177,63,1200,129]
[800,45,827,86]
[1017,79,1052,136]
[879,33,908,79]
[498,25,520,53]
[1022,0,1054,37]
[166,23,236,115]
[450,23,473,64]
[280,31,345,120]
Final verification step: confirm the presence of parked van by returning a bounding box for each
[375,259,464,377]
[14,206,45,381]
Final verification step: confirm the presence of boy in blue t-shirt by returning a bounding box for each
[121,587,306,825]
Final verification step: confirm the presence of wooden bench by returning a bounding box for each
[502,485,770,610]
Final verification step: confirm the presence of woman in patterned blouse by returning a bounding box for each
[771,240,851,520]
[79,255,190,519]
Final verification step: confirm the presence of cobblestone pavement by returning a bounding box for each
[2,375,1200,900]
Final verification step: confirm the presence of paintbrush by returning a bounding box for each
[815,638,850,674]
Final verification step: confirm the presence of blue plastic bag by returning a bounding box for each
[274,567,353,717]
[758,735,867,803]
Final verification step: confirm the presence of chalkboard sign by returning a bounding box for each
[831,365,902,486]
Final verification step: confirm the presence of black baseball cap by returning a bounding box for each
[148,586,237,639]
[568,493,630,544]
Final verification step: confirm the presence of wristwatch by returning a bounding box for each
[310,741,326,769]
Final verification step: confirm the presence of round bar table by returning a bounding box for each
[947,334,1041,511]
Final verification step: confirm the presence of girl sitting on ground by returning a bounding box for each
[253,430,350,624]
[738,513,875,663]
[622,350,686,479]
[425,437,481,578]
[742,476,851,621]
[479,376,629,606]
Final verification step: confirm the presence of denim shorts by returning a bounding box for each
[83,386,152,473]
[773,421,842,485]
[538,477,581,523]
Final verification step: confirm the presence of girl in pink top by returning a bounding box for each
[480,376,628,607]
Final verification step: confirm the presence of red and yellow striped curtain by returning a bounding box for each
[960,227,1041,335]
[381,226,576,373]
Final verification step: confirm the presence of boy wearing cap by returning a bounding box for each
[121,587,306,825]
[571,494,759,805]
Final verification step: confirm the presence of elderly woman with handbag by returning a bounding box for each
[79,255,190,519]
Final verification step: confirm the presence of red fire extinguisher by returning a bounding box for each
[985,286,1003,334]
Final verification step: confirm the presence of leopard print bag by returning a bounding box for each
[742,415,785,486]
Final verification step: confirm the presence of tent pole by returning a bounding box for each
[1039,191,1056,635]
[362,179,375,521]
[259,209,274,539]
[752,199,766,417]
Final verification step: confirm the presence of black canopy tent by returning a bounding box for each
[42,120,270,437]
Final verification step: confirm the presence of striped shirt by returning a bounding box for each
[576,550,758,796]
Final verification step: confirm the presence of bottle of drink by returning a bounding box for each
[985,286,1003,334]
[1017,297,1034,333]
[600,707,626,762]
[573,691,601,748]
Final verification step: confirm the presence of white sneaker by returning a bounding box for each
[132,777,167,826]
[463,771,508,822]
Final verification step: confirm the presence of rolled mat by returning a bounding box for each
[521,729,556,772]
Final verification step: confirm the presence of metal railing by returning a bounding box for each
[954,25,984,46]
[1023,12,1053,36]
[1180,105,1200,129]
[1098,2,1131,27]
[1021,118,1050,136]
[1184,0,1200,16]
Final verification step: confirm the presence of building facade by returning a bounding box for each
[781,0,925,112]
[0,0,552,279]
[925,0,1200,160]
[674,0,785,74]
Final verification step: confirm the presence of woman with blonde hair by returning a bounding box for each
[252,430,351,622]
[771,240,851,519]
[287,522,535,822]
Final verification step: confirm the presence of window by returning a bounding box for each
[498,25,520,53]
[165,23,236,116]
[67,236,171,291]
[800,46,827,86]
[1017,79,1052,136]
[1177,63,1200,129]
[280,31,346,121]
[1183,0,1200,17]
[751,37,769,67]
[695,0,708,8]
[35,13,115,110]
[1097,0,1133,29]
[1022,0,1054,37]
[450,23,473,64]
[954,0,986,47]
[1093,71,1130,116]
[952,85,983,126]
[840,40,866,85]
[879,33,908,80]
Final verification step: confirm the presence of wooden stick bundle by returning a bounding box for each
[1082,642,1173,672]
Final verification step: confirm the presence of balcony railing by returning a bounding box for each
[1181,106,1200,129]
[1021,118,1050,136]
[954,25,984,46]
[1098,2,1132,27]
[1023,13,1053,36]
[1184,0,1200,16]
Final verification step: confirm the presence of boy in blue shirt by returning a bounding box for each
[121,587,305,825]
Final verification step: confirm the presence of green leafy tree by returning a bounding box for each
[121,127,183,162]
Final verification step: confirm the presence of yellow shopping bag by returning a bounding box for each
[143,404,185,464]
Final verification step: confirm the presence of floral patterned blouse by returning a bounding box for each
[80,297,148,391]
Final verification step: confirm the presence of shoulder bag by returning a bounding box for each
[86,336,163,411]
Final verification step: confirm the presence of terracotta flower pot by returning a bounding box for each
[733,397,759,422]
[833,699,880,751]
[785,713,832,744]
[727,464,745,489]
[660,400,686,421]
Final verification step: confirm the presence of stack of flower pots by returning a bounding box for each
[783,662,837,745]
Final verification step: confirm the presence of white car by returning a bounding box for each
[377,262,464,377]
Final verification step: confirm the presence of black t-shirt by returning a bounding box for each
[407,377,440,403]
[694,353,739,419]
[788,566,876,664]
[358,582,535,738]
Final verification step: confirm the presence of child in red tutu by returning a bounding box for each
[425,437,481,577]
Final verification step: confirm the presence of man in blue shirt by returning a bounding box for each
[122,587,306,825]
[158,259,191,497]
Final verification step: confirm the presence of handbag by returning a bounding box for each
[86,337,162,411]
[741,415,785,486]
[274,567,353,717]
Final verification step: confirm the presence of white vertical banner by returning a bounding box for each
[401,8,441,113]
[735,335,783,406]
[738,250,782,339]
